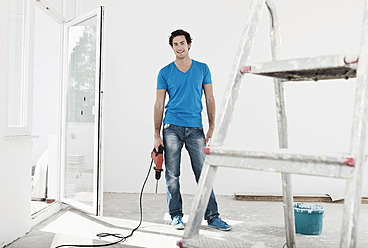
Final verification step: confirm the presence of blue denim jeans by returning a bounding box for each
[163,124,219,222]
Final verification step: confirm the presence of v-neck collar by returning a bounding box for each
[174,60,193,74]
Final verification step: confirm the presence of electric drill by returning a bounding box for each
[151,145,164,193]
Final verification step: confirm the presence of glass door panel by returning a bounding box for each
[62,7,103,215]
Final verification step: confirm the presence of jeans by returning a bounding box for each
[163,124,219,222]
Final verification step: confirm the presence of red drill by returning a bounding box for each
[151,145,164,193]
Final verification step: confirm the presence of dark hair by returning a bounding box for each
[169,29,192,47]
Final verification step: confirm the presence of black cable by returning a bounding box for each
[55,159,154,248]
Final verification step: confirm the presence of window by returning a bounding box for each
[7,0,27,128]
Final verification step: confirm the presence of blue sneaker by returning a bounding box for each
[172,216,184,230]
[208,217,232,231]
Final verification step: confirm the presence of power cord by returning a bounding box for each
[55,158,154,247]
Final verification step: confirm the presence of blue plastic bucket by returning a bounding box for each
[293,202,324,235]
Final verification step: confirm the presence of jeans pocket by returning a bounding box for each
[163,124,171,129]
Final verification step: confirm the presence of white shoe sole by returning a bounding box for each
[173,225,185,230]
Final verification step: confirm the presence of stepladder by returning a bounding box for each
[177,0,368,247]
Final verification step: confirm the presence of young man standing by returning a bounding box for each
[153,29,231,231]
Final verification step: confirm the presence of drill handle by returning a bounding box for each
[151,145,164,170]
[153,145,164,154]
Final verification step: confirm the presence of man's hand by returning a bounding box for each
[206,126,214,145]
[154,136,164,152]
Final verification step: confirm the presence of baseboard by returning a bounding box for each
[234,193,368,204]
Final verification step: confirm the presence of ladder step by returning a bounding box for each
[204,147,354,179]
[240,54,358,81]
[177,235,254,248]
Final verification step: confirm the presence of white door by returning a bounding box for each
[61,7,104,215]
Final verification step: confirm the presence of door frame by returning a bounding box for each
[60,6,105,216]
[30,0,65,227]
[33,0,104,216]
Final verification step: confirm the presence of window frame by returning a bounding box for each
[5,0,32,138]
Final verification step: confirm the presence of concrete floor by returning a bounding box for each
[7,193,368,248]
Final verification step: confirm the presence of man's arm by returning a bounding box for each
[154,89,166,151]
[203,83,215,144]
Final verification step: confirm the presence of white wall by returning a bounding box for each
[0,0,33,246]
[77,0,368,198]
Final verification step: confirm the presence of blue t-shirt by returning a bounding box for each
[157,60,212,127]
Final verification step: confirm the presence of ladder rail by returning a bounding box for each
[266,0,288,149]
[266,1,296,247]
[341,1,368,247]
[182,162,218,239]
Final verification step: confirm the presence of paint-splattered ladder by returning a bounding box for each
[178,0,368,247]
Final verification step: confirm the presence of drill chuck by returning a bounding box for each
[155,170,163,180]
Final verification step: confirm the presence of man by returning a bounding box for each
[153,29,231,231]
